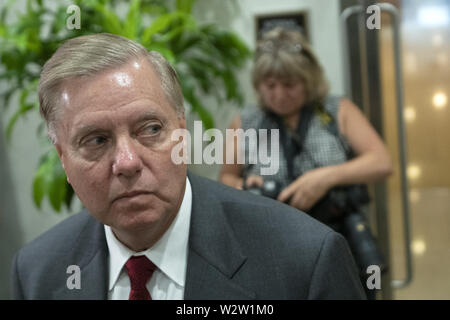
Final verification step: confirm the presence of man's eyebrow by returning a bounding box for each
[135,109,166,122]
[132,110,171,130]
[71,109,167,140]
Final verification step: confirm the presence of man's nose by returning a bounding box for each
[112,137,143,177]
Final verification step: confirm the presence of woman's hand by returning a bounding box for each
[277,167,334,212]
[243,174,265,189]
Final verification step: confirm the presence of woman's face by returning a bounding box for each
[258,77,307,117]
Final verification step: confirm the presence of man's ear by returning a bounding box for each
[54,143,71,184]
[178,116,186,129]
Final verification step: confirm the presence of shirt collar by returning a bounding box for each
[104,176,192,290]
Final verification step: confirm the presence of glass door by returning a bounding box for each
[380,0,450,299]
[341,0,450,299]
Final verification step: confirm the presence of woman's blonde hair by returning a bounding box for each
[252,27,329,104]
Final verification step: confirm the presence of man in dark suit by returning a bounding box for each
[11,33,365,300]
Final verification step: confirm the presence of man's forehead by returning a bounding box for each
[60,58,158,97]
[58,60,169,115]
[52,57,181,145]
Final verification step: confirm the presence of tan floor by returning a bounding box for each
[389,187,450,299]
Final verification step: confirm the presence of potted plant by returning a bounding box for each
[0,0,250,212]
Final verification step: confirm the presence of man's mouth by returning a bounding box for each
[113,190,151,203]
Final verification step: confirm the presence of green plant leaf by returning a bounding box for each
[49,6,69,36]
[221,69,239,102]
[0,0,250,214]
[0,0,16,24]
[176,0,196,14]
[123,0,141,39]
[182,57,216,94]
[64,182,75,210]
[33,149,68,212]
[33,164,48,209]
[192,101,214,131]
[141,12,191,45]
[94,2,123,34]
[147,43,176,64]
[48,161,67,212]
[169,31,201,55]
[141,14,172,45]
[181,80,214,130]
[32,151,55,209]
[0,84,20,111]
[6,89,35,141]
[158,22,196,43]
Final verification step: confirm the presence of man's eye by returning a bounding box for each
[83,135,108,147]
[140,124,162,136]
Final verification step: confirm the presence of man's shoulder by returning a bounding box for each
[187,173,355,299]
[11,211,106,299]
[188,173,334,242]
[16,210,97,264]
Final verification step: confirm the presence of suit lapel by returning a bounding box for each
[53,213,108,300]
[184,172,255,300]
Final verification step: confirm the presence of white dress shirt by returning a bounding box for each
[104,177,192,300]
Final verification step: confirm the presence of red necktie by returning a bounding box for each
[125,255,156,300]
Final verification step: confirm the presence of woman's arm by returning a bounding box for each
[278,98,393,211]
[218,115,245,189]
[326,98,393,187]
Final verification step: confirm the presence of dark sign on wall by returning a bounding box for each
[255,11,309,41]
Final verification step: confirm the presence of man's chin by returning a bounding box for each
[112,208,164,230]
[107,208,177,251]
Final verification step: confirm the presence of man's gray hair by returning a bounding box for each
[39,33,184,143]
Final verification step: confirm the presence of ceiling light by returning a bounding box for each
[418,7,449,27]
[408,165,421,180]
[433,92,447,109]
[411,239,426,256]
[404,106,416,122]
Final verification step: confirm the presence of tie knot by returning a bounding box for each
[125,256,156,291]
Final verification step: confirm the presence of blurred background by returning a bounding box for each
[0,0,449,299]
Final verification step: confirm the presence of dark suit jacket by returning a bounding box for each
[11,172,366,299]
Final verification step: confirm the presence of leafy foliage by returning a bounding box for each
[0,0,250,212]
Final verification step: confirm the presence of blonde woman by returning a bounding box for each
[219,27,392,299]
[220,27,392,215]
